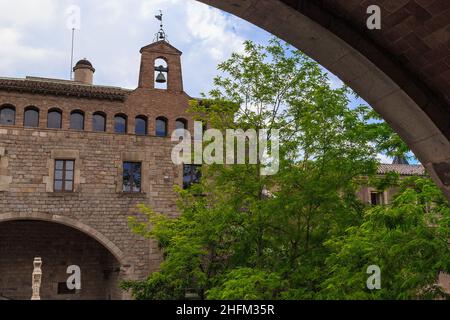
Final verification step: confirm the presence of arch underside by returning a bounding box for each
[197,0,450,200]
[0,213,128,300]
[0,213,126,264]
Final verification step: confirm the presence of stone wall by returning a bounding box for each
[0,40,195,299]
[0,221,121,300]
[0,124,185,282]
[0,86,192,298]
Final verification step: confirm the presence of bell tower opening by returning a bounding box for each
[154,58,168,90]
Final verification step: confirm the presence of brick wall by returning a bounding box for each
[0,40,194,299]
[0,121,186,281]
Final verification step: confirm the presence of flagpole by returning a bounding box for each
[70,28,75,80]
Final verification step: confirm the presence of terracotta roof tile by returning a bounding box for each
[0,77,130,101]
[378,164,426,176]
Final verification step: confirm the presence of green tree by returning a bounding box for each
[321,177,450,300]
[207,268,285,300]
[122,38,449,300]
[365,109,412,160]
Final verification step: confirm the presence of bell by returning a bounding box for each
[156,71,167,84]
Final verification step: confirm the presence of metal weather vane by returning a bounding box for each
[154,10,168,42]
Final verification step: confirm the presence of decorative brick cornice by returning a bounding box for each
[0,77,130,102]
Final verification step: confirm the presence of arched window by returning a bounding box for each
[114,114,128,134]
[70,110,85,130]
[24,106,39,128]
[176,118,187,131]
[47,108,62,129]
[183,165,202,190]
[135,116,148,135]
[93,112,106,132]
[0,104,16,126]
[156,117,168,137]
[154,58,168,90]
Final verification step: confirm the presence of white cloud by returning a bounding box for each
[0,0,365,100]
[0,28,63,73]
[94,0,127,25]
[0,0,58,28]
[140,0,181,18]
[0,0,269,95]
[0,0,67,75]
[185,1,244,61]
[377,154,392,164]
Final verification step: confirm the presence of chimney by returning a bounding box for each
[73,59,95,85]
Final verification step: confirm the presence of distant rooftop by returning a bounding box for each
[378,164,426,176]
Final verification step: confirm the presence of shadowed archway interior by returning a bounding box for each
[0,220,123,300]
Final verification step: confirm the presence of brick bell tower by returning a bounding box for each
[138,12,183,92]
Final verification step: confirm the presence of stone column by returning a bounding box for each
[31,257,43,301]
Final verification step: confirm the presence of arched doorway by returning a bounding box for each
[197,0,450,200]
[0,220,125,300]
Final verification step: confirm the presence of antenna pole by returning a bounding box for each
[70,28,75,80]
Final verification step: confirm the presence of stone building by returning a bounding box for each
[0,35,445,299]
[359,159,449,294]
[358,158,426,206]
[0,37,197,300]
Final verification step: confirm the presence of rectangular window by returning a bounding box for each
[370,192,384,206]
[54,160,75,192]
[123,162,142,193]
[183,165,202,190]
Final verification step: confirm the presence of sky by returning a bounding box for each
[0,0,399,163]
[0,0,269,94]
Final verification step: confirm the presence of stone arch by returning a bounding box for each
[155,55,169,63]
[47,107,62,129]
[92,111,107,132]
[135,115,149,135]
[70,109,85,131]
[198,0,450,200]
[0,212,128,266]
[114,113,128,134]
[156,116,169,137]
[0,103,16,126]
[176,118,188,130]
[24,106,40,128]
